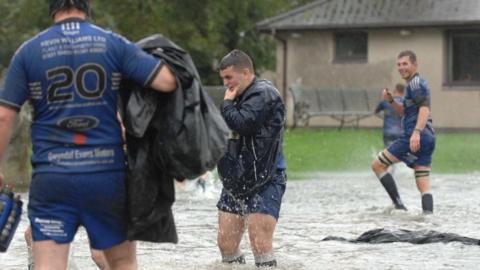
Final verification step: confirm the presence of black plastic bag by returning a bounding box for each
[151,78,229,180]
[128,34,229,180]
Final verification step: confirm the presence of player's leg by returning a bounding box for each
[414,129,435,214]
[246,171,286,267]
[32,241,70,270]
[25,226,34,270]
[371,143,407,210]
[102,241,136,270]
[216,188,247,264]
[414,166,433,214]
[91,248,111,270]
[247,214,277,267]
[217,211,246,264]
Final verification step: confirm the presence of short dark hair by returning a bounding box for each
[394,83,405,93]
[218,49,254,72]
[49,0,90,18]
[397,50,417,64]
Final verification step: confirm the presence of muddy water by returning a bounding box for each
[2,169,480,269]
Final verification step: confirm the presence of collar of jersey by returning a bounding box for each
[54,17,86,25]
[408,73,420,82]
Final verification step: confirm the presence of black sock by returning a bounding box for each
[256,260,277,267]
[223,254,246,264]
[379,173,406,210]
[422,193,433,213]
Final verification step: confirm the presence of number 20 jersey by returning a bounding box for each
[0,19,162,174]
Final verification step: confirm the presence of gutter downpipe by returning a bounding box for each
[271,28,288,101]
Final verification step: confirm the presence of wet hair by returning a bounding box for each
[218,49,254,72]
[397,50,417,64]
[394,83,405,94]
[49,0,90,18]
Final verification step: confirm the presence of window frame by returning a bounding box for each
[445,29,480,87]
[333,31,368,63]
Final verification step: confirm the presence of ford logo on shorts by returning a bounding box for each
[57,116,99,131]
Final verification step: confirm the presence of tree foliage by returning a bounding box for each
[0,0,312,84]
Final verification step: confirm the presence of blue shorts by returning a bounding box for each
[387,129,436,168]
[28,171,128,250]
[383,134,401,148]
[217,170,286,220]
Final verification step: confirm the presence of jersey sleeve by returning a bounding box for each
[0,49,29,111]
[409,77,430,107]
[375,101,385,113]
[116,35,162,87]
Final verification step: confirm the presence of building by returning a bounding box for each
[258,0,480,129]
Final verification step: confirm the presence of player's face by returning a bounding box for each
[220,66,248,93]
[397,56,417,81]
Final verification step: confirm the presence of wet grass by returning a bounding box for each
[284,128,480,178]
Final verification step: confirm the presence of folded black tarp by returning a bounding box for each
[323,228,480,245]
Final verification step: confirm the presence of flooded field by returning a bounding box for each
[2,168,480,269]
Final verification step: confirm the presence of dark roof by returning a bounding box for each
[258,0,480,31]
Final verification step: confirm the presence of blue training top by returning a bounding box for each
[375,97,403,139]
[0,18,161,174]
[403,74,433,135]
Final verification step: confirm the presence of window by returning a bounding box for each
[447,30,480,85]
[334,32,368,63]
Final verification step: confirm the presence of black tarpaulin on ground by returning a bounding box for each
[323,228,480,245]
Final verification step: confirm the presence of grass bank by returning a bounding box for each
[283,128,480,178]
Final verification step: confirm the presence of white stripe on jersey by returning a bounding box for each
[0,99,22,109]
[12,28,50,57]
[409,76,420,90]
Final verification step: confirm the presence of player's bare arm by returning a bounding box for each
[150,64,177,93]
[0,106,18,187]
[410,106,430,152]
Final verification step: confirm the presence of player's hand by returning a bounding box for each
[382,88,393,102]
[410,132,421,152]
[224,85,240,100]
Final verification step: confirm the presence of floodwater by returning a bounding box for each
[2,167,480,269]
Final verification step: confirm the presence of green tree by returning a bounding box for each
[0,0,313,84]
[0,0,50,71]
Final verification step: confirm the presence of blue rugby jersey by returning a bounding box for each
[403,74,433,135]
[0,18,162,173]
